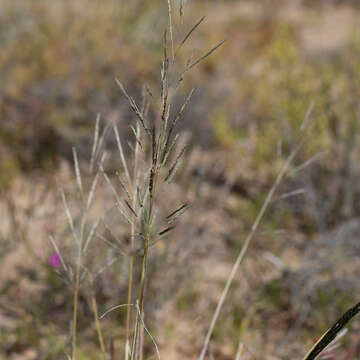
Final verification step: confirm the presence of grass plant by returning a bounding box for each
[110,8,226,359]
[54,3,226,359]
[50,119,109,359]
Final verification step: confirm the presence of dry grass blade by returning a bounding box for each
[290,150,328,175]
[86,153,106,212]
[90,113,101,172]
[136,301,161,360]
[102,168,133,224]
[276,188,306,201]
[91,295,106,357]
[116,172,133,202]
[162,88,194,163]
[100,166,121,204]
[180,16,205,47]
[61,190,79,247]
[114,125,131,183]
[127,140,135,153]
[137,185,144,209]
[165,145,187,183]
[145,85,153,98]
[302,302,360,360]
[161,28,170,129]
[301,100,315,131]
[72,147,83,199]
[87,171,100,211]
[83,219,100,253]
[125,199,137,217]
[96,123,111,169]
[169,88,194,134]
[167,0,174,61]
[199,139,304,360]
[176,52,195,87]
[100,304,132,320]
[235,343,244,360]
[158,225,176,236]
[116,204,134,225]
[166,203,189,220]
[49,235,70,276]
[95,257,119,278]
[188,39,227,70]
[166,204,189,224]
[262,251,285,271]
[130,125,143,150]
[115,78,151,136]
[97,233,127,256]
[162,133,179,166]
[235,343,256,360]
[174,88,195,123]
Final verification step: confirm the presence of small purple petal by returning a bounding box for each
[49,252,62,268]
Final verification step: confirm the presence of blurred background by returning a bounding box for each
[1,0,360,359]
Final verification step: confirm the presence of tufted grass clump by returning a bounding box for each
[50,3,227,359]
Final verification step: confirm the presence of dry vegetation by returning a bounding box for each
[1,1,360,359]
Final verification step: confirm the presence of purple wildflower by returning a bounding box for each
[49,252,62,268]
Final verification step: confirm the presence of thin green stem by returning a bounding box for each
[125,123,141,360]
[131,207,153,359]
[131,165,159,360]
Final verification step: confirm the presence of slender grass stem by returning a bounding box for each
[199,140,304,360]
[125,256,134,359]
[131,157,159,360]
[126,124,141,360]
[131,196,155,360]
